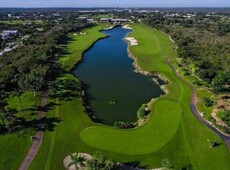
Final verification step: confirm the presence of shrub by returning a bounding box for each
[161,158,173,170]
[207,116,216,124]
[203,97,214,107]
[137,104,149,119]
[216,110,230,126]
[192,80,203,86]
[114,121,136,129]
[183,71,190,76]
[86,152,114,170]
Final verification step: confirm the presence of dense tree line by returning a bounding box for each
[0,12,94,134]
[144,13,230,93]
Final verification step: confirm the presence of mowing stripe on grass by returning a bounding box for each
[44,98,59,170]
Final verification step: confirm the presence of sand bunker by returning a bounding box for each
[103,26,114,30]
[123,24,132,30]
[79,32,86,35]
[63,153,93,170]
[125,37,138,46]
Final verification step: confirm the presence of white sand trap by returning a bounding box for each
[125,37,138,46]
[79,32,87,35]
[63,153,93,170]
[123,24,132,30]
[104,26,114,30]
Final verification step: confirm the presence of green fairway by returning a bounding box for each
[60,25,107,70]
[29,24,230,170]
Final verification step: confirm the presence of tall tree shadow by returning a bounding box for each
[0,116,61,136]
[49,78,82,101]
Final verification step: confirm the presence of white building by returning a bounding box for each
[1,30,18,40]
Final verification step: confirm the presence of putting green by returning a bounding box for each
[80,100,182,154]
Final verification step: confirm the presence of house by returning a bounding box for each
[110,18,130,24]
[87,19,94,23]
[79,16,88,20]
[100,18,130,24]
[1,30,18,40]
[111,19,130,22]
[36,28,44,32]
[100,18,111,23]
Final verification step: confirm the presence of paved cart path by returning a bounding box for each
[18,94,48,170]
[166,57,230,149]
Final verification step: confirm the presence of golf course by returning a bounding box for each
[24,23,230,169]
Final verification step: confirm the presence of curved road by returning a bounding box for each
[18,94,48,170]
[166,57,230,149]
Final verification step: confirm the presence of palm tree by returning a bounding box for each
[68,153,86,170]
[161,158,173,170]
[86,152,114,170]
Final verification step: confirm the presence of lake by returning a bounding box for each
[73,26,164,125]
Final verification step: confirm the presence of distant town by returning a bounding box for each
[1,7,229,56]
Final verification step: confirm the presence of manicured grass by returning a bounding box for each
[80,100,182,154]
[29,23,230,170]
[0,134,32,170]
[60,25,107,70]
[0,92,40,170]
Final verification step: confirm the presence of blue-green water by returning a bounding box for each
[73,27,164,125]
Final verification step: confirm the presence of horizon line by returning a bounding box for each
[0,6,230,9]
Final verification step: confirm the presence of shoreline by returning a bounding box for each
[125,34,170,94]
[73,25,167,128]
[68,27,110,124]
[125,31,170,127]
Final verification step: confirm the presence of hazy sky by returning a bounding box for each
[0,0,229,8]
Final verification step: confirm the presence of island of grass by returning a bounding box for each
[28,23,230,170]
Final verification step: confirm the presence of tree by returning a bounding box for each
[9,73,27,108]
[18,65,48,97]
[212,71,230,93]
[137,104,149,119]
[0,108,18,133]
[0,108,7,128]
[207,139,219,148]
[68,153,86,170]
[27,65,48,97]
[0,92,8,128]
[86,152,114,170]
[4,109,18,132]
[161,158,173,170]
[203,97,214,107]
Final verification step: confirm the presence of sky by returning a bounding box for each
[0,0,229,8]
